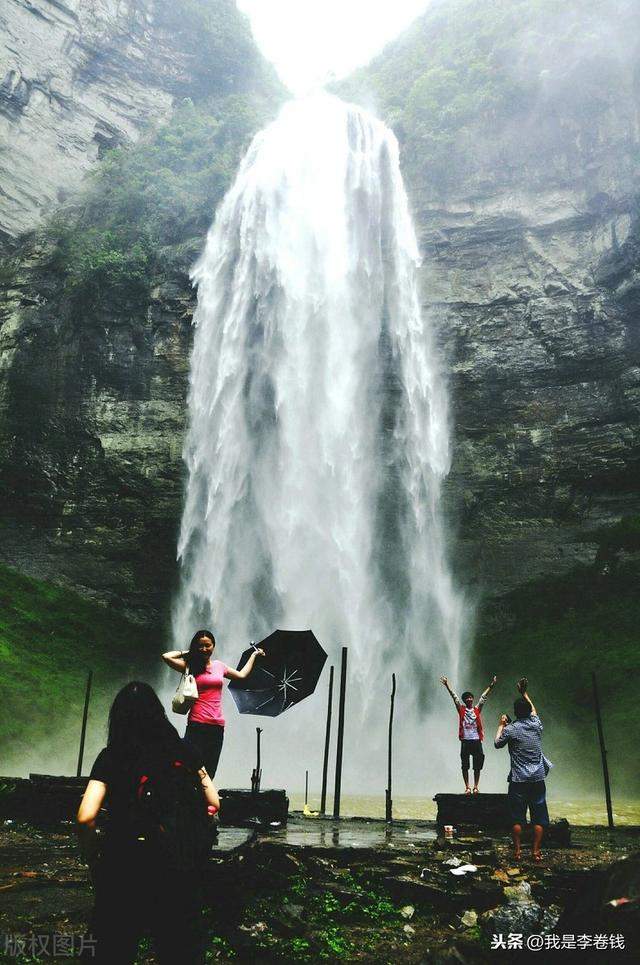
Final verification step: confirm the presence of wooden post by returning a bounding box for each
[305,769,309,806]
[591,671,614,829]
[385,673,396,823]
[333,647,348,819]
[320,665,334,814]
[251,727,263,794]
[76,671,93,777]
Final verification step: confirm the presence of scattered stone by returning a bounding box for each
[239,921,268,938]
[443,857,463,867]
[460,909,477,928]
[283,903,304,921]
[503,881,532,902]
[403,924,415,938]
[400,905,415,920]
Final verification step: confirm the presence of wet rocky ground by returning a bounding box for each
[0,815,638,963]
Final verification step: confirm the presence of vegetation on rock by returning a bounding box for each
[338,0,639,193]
[44,92,282,310]
[0,563,156,774]
[473,558,640,794]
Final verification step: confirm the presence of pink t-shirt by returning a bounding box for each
[188,659,229,727]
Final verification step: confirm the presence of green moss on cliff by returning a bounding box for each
[473,560,640,795]
[0,564,159,775]
[44,91,281,309]
[586,515,640,554]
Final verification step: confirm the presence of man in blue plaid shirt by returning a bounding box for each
[494,678,552,863]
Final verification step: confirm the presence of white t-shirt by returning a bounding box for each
[456,693,486,740]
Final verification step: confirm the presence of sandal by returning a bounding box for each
[472,787,479,794]
[465,788,471,795]
[532,852,542,863]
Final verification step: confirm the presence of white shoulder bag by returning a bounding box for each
[172,668,198,715]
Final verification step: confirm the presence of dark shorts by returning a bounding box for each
[185,721,224,778]
[508,780,550,827]
[460,739,485,771]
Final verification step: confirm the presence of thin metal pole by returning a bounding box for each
[305,770,309,806]
[591,672,614,829]
[333,647,348,819]
[252,727,263,794]
[320,665,334,814]
[76,671,93,777]
[385,673,396,823]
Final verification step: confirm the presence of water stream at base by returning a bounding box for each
[172,94,468,792]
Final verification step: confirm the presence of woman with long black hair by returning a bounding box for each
[163,629,264,778]
[77,681,218,964]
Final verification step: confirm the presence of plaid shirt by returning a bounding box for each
[494,714,552,783]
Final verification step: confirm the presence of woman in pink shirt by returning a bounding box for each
[162,630,264,778]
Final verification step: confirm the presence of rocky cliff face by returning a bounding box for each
[425,165,640,599]
[0,0,281,622]
[0,0,266,242]
[0,237,193,619]
[1,0,639,633]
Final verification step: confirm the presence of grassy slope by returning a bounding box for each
[0,564,161,777]
[472,560,640,798]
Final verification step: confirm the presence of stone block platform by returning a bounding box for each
[0,775,289,829]
[434,792,571,845]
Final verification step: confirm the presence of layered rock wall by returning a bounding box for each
[0,0,250,241]
[1,0,639,624]
[0,0,280,622]
[423,184,640,597]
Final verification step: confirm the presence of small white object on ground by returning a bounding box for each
[400,905,415,920]
[450,864,478,876]
[443,856,463,867]
[461,910,478,928]
[403,924,416,938]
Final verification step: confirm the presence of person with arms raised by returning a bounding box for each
[495,678,553,863]
[440,673,497,793]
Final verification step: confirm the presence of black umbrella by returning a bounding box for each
[228,629,327,717]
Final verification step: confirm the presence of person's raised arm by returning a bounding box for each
[495,714,510,748]
[440,675,462,708]
[480,675,497,703]
[225,648,265,681]
[518,677,537,716]
[162,650,188,673]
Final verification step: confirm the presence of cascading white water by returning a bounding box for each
[173,93,467,791]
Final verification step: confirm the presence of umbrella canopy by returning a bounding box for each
[228,629,327,717]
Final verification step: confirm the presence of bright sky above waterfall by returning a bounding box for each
[237,0,432,93]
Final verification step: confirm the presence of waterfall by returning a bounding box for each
[173,93,467,791]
